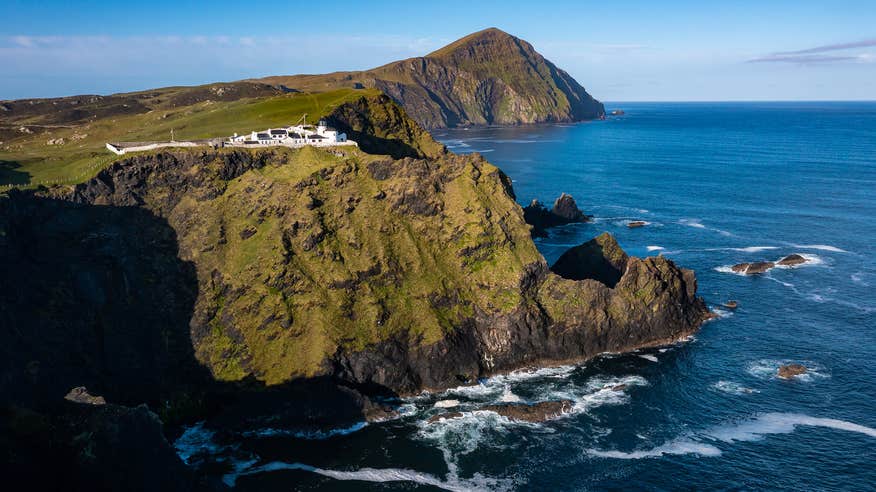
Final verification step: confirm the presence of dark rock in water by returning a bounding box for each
[627,221,647,228]
[723,300,738,309]
[552,193,586,222]
[64,386,106,406]
[777,254,807,266]
[427,411,464,423]
[610,384,628,392]
[550,232,629,288]
[778,364,808,379]
[731,261,775,275]
[480,400,573,422]
[523,193,589,237]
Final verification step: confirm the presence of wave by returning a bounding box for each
[679,218,733,236]
[638,354,659,362]
[229,461,512,492]
[710,307,734,319]
[434,399,461,408]
[791,244,847,253]
[241,421,368,439]
[586,412,876,460]
[646,245,665,252]
[747,359,829,382]
[712,380,759,395]
[729,246,779,253]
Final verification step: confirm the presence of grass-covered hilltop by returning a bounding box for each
[1,28,602,189]
[2,29,700,492]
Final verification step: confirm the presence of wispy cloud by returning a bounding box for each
[748,38,876,64]
[774,39,876,55]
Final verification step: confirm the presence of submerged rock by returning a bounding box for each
[731,261,775,275]
[778,364,808,379]
[723,300,739,309]
[627,221,647,228]
[480,400,574,422]
[777,254,807,266]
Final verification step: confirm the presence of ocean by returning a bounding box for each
[176,102,876,491]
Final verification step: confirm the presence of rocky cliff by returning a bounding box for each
[260,28,605,128]
[1,94,706,404]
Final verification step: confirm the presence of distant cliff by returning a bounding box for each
[260,28,605,128]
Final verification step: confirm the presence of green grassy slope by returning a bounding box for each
[0,88,378,187]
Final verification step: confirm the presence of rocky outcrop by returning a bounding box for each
[778,254,807,266]
[480,400,573,422]
[550,233,629,288]
[778,364,808,379]
[627,221,647,228]
[523,193,589,237]
[261,28,604,129]
[732,261,775,275]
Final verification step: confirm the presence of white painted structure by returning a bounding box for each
[106,141,202,155]
[225,120,355,148]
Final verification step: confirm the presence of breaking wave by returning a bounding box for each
[586,413,876,460]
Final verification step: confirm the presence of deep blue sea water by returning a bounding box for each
[176,102,876,491]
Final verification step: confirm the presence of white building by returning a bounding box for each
[226,119,352,148]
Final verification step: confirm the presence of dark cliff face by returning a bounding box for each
[262,28,605,129]
[1,96,706,403]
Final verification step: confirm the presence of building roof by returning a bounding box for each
[256,133,270,139]
[287,132,302,139]
[244,140,258,144]
[270,129,287,135]
[308,134,326,139]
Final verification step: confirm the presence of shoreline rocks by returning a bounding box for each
[723,300,738,309]
[731,261,775,275]
[480,400,574,422]
[627,221,647,228]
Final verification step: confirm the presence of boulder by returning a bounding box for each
[609,384,627,392]
[480,400,573,423]
[627,221,646,228]
[731,261,775,275]
[777,254,807,266]
[64,387,106,406]
[778,364,807,379]
[723,300,738,309]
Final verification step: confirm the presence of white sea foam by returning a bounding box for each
[229,461,511,492]
[638,354,659,362]
[242,421,368,439]
[730,246,780,253]
[791,244,847,253]
[851,272,869,286]
[647,245,665,252]
[434,399,461,408]
[174,422,221,463]
[499,387,522,403]
[711,307,734,319]
[714,265,747,276]
[747,359,829,382]
[679,218,733,236]
[712,380,759,395]
[586,413,876,460]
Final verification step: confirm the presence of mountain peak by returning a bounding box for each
[427,27,529,59]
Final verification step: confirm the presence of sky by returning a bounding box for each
[1,0,875,101]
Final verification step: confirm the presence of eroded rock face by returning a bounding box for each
[481,400,573,422]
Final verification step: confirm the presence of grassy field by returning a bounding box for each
[0,87,377,188]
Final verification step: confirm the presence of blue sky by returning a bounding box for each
[1,0,874,101]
